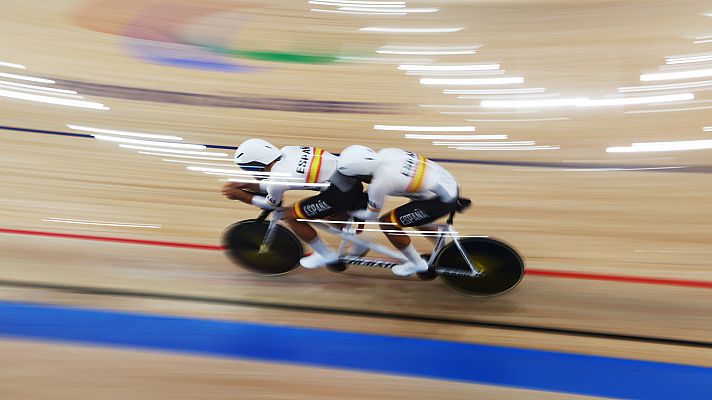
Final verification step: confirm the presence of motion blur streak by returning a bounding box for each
[0,88,107,109]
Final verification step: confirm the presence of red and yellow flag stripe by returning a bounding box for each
[293,203,307,219]
[406,155,428,192]
[388,209,401,227]
[306,147,325,183]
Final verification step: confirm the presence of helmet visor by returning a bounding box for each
[236,161,267,172]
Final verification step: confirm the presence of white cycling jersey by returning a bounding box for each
[365,148,459,212]
[259,146,337,206]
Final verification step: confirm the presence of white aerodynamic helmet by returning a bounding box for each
[234,139,281,170]
[336,145,380,177]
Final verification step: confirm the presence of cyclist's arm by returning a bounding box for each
[222,181,274,209]
[358,177,389,220]
[222,182,258,204]
[263,182,287,208]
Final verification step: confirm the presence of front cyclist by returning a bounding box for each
[334,145,469,276]
[223,138,368,265]
[222,138,336,211]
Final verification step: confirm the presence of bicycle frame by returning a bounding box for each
[258,209,484,276]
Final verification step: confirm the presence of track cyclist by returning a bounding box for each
[323,145,470,276]
[221,138,337,211]
[223,138,368,263]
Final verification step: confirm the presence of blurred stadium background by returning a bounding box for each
[0,0,711,398]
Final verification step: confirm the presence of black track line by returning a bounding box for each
[1,279,710,349]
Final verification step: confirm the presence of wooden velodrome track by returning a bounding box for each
[1,0,712,398]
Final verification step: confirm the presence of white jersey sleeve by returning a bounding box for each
[365,175,392,212]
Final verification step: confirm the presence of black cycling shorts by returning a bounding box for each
[386,198,457,227]
[293,182,367,220]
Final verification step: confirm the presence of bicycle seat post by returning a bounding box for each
[446,210,456,226]
[336,217,357,256]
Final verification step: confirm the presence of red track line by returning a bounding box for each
[525,268,712,289]
[0,228,224,251]
[2,227,711,289]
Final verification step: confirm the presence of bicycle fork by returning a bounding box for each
[259,210,282,254]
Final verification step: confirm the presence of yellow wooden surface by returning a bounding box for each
[1,0,711,397]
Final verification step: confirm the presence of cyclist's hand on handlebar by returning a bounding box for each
[221,182,246,200]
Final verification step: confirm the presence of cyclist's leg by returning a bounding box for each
[381,198,457,275]
[283,207,318,242]
[283,183,364,267]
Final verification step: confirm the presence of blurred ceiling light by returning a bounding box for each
[0,83,83,99]
[120,144,227,156]
[206,172,302,180]
[641,68,712,81]
[139,152,231,160]
[421,77,524,85]
[341,7,438,13]
[433,141,535,146]
[0,71,54,83]
[481,94,692,108]
[0,61,26,69]
[227,178,330,187]
[481,98,585,108]
[438,110,541,114]
[337,56,434,63]
[374,124,475,131]
[377,45,479,55]
[399,63,500,71]
[456,93,558,100]
[68,124,184,141]
[578,93,694,106]
[439,110,538,115]
[162,159,238,167]
[704,126,712,132]
[625,104,712,113]
[607,139,712,153]
[43,218,161,229]
[405,134,507,140]
[465,117,570,122]
[94,135,206,149]
[406,70,505,76]
[311,8,406,15]
[0,88,108,109]
[450,145,560,151]
[187,166,293,177]
[618,80,712,92]
[666,53,712,64]
[694,36,712,44]
[445,88,545,94]
[420,104,539,109]
[657,62,712,71]
[360,27,464,33]
[0,80,74,94]
[377,49,475,55]
[310,0,405,5]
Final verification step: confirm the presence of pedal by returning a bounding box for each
[416,268,438,281]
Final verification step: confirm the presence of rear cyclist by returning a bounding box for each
[328,145,470,276]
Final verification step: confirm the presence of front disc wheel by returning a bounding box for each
[222,219,303,276]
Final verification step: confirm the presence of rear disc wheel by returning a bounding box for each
[435,237,524,296]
